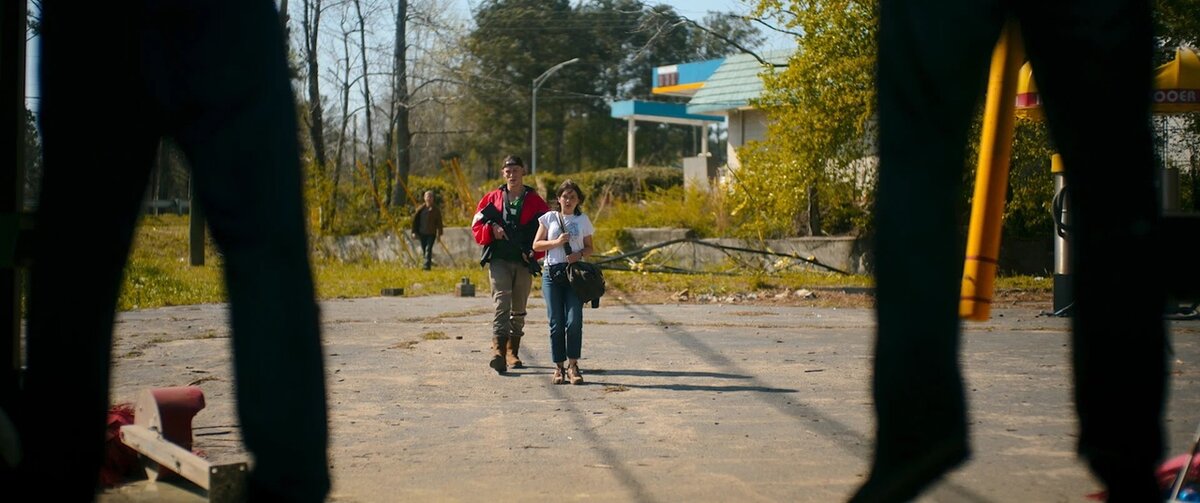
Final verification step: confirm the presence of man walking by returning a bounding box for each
[412,190,443,270]
[471,155,549,374]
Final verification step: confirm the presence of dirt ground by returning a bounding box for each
[98,292,1199,502]
[612,286,1054,309]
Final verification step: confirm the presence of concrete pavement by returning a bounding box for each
[101,295,1200,502]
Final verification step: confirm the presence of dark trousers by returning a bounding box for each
[22,1,330,500]
[862,1,1164,500]
[419,234,436,268]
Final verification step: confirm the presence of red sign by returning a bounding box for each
[1015,92,1041,108]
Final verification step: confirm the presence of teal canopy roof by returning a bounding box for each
[686,49,792,114]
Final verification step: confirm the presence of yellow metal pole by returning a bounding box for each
[388,159,421,208]
[356,161,418,262]
[960,20,1025,321]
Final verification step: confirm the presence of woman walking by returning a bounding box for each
[533,180,595,385]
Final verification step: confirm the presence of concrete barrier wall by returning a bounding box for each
[312,227,480,267]
[312,226,1051,276]
[313,227,870,275]
[312,227,1050,275]
[616,229,867,275]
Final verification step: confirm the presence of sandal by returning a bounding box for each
[566,362,584,385]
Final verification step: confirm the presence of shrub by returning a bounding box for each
[531,166,683,210]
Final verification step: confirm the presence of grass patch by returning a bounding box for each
[121,214,492,310]
[117,213,1050,311]
[390,340,420,350]
[313,260,490,300]
[995,275,1052,291]
[120,215,226,310]
[421,331,449,340]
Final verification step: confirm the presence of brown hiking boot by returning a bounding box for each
[566,361,583,385]
[489,337,507,374]
[551,364,565,385]
[506,336,524,369]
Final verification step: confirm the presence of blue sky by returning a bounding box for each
[639,0,797,51]
[648,0,789,48]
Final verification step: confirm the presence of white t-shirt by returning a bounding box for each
[539,211,594,266]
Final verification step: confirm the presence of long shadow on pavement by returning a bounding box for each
[588,369,752,379]
[587,381,796,393]
[609,299,993,503]
[526,358,661,503]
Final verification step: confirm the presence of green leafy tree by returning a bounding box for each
[461,0,762,174]
[736,0,877,238]
[739,0,1199,240]
[462,0,578,170]
[1154,0,1200,58]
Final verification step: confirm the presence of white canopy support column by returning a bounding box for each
[609,100,724,169]
[627,118,636,168]
[700,124,709,156]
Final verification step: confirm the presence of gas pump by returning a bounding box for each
[1050,154,1071,314]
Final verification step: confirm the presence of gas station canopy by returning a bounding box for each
[609,100,724,127]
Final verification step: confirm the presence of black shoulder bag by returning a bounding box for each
[557,213,606,306]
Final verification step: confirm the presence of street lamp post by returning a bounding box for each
[531,57,579,175]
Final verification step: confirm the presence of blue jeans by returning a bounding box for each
[542,272,584,362]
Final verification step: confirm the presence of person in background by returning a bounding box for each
[855,1,1163,501]
[17,1,330,500]
[470,155,549,374]
[532,180,595,385]
[412,190,444,270]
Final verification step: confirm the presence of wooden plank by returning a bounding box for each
[120,424,213,490]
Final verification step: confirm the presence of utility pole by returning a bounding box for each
[530,57,578,175]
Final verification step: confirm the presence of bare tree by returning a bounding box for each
[333,13,356,187]
[317,5,355,228]
[302,0,476,219]
[352,0,376,190]
[388,0,411,207]
[302,0,328,169]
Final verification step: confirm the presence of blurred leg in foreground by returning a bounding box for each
[857,1,1164,501]
[24,1,330,500]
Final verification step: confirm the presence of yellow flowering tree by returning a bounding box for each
[732,0,878,238]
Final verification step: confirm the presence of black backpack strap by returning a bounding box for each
[558,211,573,256]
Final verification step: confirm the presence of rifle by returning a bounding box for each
[478,204,541,276]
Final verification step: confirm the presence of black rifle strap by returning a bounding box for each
[558,211,573,256]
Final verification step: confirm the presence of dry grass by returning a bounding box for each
[120,215,1051,311]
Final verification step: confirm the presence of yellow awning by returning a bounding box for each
[1153,47,1200,114]
[1014,46,1200,118]
[1014,61,1042,120]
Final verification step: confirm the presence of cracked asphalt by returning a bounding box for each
[99,295,1200,502]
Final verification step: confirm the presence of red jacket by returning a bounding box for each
[471,185,550,263]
